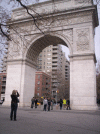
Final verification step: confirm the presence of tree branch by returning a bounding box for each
[0,23,11,40]
[16,0,44,34]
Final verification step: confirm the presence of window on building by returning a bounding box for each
[37,87,40,90]
[37,81,40,84]
[52,57,57,59]
[47,58,51,60]
[47,62,51,65]
[47,53,51,55]
[38,75,40,79]
[37,93,39,96]
[3,77,6,80]
[47,66,51,68]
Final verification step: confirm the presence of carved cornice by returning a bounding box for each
[7,5,98,28]
[69,53,96,63]
[11,0,92,20]
[7,58,37,68]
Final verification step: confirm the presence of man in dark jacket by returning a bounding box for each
[31,97,35,108]
[59,98,63,110]
[35,98,38,108]
[48,98,51,111]
[66,99,70,110]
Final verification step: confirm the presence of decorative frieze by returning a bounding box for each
[8,35,22,59]
[37,15,92,30]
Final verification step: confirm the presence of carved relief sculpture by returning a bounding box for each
[76,28,90,51]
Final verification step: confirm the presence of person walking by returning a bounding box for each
[43,98,48,111]
[35,98,38,108]
[66,99,70,110]
[51,99,54,110]
[48,98,51,111]
[10,90,19,121]
[63,98,66,110]
[59,98,63,110]
[31,97,35,108]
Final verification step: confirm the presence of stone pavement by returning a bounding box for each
[0,105,100,134]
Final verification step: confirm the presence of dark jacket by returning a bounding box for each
[35,99,38,104]
[67,100,70,105]
[11,92,19,104]
[48,100,51,106]
[59,99,63,106]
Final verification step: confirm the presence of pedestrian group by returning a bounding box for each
[10,89,70,121]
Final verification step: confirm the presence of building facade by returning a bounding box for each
[35,71,51,97]
[0,73,6,100]
[37,45,70,98]
[0,52,7,100]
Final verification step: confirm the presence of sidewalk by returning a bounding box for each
[0,105,100,134]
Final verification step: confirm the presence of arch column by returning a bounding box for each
[69,53,98,110]
[3,59,37,107]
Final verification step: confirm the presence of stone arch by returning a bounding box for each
[25,33,72,63]
[3,0,98,110]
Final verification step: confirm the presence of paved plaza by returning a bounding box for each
[0,105,100,134]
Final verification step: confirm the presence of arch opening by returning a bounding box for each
[25,34,70,102]
[26,34,71,64]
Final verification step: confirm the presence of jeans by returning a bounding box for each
[44,104,47,111]
[10,103,17,120]
[48,105,50,111]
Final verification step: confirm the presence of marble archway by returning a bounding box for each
[4,0,98,110]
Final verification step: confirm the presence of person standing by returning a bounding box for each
[43,98,48,111]
[10,90,19,121]
[35,98,38,108]
[59,98,63,110]
[66,99,70,110]
[63,98,66,110]
[31,97,35,108]
[48,98,51,111]
[51,99,54,110]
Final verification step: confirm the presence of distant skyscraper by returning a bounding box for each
[0,44,8,99]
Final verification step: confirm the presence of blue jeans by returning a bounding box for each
[10,103,17,120]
